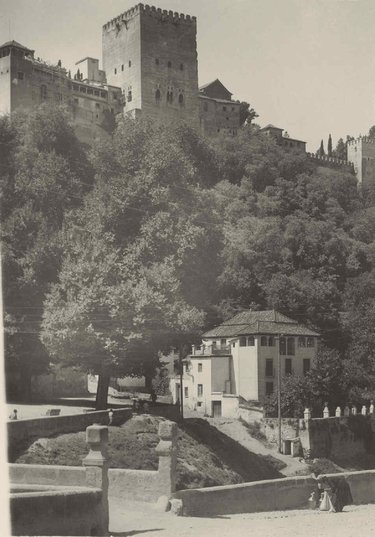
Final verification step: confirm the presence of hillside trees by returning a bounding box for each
[1,106,93,399]
[41,119,223,408]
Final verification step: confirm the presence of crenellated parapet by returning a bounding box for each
[347,135,375,147]
[307,152,354,172]
[103,3,196,31]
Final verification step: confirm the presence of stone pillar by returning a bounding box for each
[335,407,341,417]
[361,405,367,416]
[344,406,350,417]
[323,404,329,418]
[83,425,109,536]
[155,420,177,496]
[304,408,311,422]
[370,401,374,414]
[352,406,357,416]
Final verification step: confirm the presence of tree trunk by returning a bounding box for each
[95,371,110,410]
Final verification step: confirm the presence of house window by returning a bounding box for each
[180,63,184,70]
[121,64,124,71]
[112,92,118,100]
[100,91,106,98]
[87,88,93,95]
[303,359,311,375]
[95,102,100,109]
[168,61,172,68]
[128,60,131,67]
[298,336,306,347]
[268,336,275,346]
[197,401,202,407]
[247,336,255,346]
[40,84,47,100]
[261,336,268,346]
[223,106,226,111]
[94,90,99,96]
[265,359,273,377]
[239,337,247,347]
[266,382,274,396]
[80,86,86,93]
[155,89,161,101]
[114,68,117,74]
[285,358,292,375]
[178,93,184,105]
[198,363,203,372]
[307,337,315,347]
[155,58,159,65]
[220,338,226,346]
[280,337,286,356]
[184,387,189,398]
[127,89,132,102]
[197,384,203,397]
[17,71,24,80]
[167,91,173,104]
[287,337,295,355]
[232,342,236,348]
[73,98,79,104]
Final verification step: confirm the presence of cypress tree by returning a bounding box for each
[328,134,333,157]
[318,140,325,157]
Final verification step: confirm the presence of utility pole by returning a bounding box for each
[179,346,184,423]
[277,334,283,453]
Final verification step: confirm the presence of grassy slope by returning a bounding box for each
[14,415,283,490]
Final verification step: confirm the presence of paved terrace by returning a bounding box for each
[110,500,375,537]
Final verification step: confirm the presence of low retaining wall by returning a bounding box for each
[10,486,103,536]
[173,476,315,517]
[8,408,132,458]
[299,415,374,459]
[109,419,177,502]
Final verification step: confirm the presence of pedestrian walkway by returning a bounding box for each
[109,499,375,537]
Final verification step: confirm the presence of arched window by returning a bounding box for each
[178,93,184,105]
[166,91,173,104]
[155,89,161,101]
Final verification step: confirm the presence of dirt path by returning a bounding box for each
[203,416,309,476]
[110,499,375,537]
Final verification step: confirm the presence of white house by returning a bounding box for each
[170,310,320,418]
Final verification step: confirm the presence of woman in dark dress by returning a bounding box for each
[317,475,353,512]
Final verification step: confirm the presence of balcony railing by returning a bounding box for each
[191,344,232,356]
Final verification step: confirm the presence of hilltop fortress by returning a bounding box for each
[0,2,373,187]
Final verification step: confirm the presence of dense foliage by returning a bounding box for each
[2,105,375,409]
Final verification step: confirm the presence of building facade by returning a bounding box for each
[260,124,306,152]
[0,41,123,144]
[170,310,319,418]
[347,135,375,189]
[0,4,243,143]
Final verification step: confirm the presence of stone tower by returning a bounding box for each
[102,3,199,127]
[347,136,375,189]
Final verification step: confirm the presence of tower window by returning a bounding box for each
[127,90,132,102]
[155,89,161,101]
[40,85,47,100]
[155,58,159,65]
[128,60,131,67]
[180,63,184,70]
[178,93,184,105]
[17,71,24,80]
[121,64,124,71]
[167,61,172,68]
[114,68,117,74]
[167,91,173,104]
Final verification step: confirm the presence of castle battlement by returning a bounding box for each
[307,153,354,169]
[103,3,196,30]
[347,136,375,146]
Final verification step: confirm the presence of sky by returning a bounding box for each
[0,0,374,151]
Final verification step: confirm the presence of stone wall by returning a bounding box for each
[172,470,375,517]
[7,408,132,459]
[299,415,374,460]
[173,476,316,516]
[10,424,109,536]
